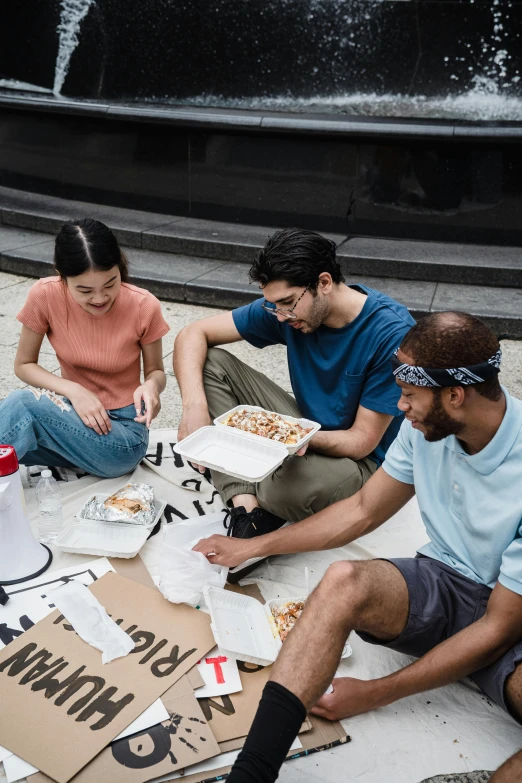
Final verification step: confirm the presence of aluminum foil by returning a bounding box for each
[80,483,156,526]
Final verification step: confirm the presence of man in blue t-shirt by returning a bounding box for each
[175,228,414,566]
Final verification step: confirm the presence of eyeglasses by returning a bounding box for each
[261,286,309,320]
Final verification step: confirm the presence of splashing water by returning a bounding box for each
[153,89,522,122]
[0,79,52,94]
[53,0,96,96]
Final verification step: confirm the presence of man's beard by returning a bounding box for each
[299,294,329,333]
[422,391,464,442]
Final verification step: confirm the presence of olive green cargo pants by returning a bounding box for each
[203,348,377,523]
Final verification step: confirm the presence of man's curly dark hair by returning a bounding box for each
[249,228,345,289]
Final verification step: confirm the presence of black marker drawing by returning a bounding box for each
[111,709,208,769]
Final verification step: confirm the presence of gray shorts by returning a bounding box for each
[357,555,522,721]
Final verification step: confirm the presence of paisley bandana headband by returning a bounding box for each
[391,348,502,388]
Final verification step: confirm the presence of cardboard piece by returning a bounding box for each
[0,572,215,783]
[108,556,156,590]
[32,691,220,783]
[173,715,350,783]
[110,555,205,694]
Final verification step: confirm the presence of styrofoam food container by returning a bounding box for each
[214,405,321,455]
[204,586,352,667]
[53,521,150,559]
[76,495,166,530]
[174,426,288,483]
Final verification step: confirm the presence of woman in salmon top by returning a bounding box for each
[0,218,170,477]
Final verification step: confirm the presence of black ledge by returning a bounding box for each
[1,91,522,141]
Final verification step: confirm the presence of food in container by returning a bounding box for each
[80,482,156,525]
[224,408,312,445]
[270,600,305,642]
[204,586,352,667]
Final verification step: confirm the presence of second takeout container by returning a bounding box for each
[204,586,352,667]
[53,521,151,559]
[53,496,167,558]
[214,405,321,455]
[174,426,288,483]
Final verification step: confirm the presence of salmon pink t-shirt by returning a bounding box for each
[17,278,170,410]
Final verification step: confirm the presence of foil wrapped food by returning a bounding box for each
[80,483,156,525]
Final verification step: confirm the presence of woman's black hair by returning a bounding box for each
[249,228,344,289]
[54,218,129,282]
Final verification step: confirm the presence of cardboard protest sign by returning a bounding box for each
[0,572,215,783]
[32,691,220,783]
[198,661,271,743]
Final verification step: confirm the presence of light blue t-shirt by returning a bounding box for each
[382,389,522,595]
[232,284,415,466]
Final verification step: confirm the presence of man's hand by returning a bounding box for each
[133,379,161,428]
[192,534,254,567]
[177,404,212,473]
[311,677,384,721]
[68,385,112,436]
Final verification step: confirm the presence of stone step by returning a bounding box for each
[0,224,520,338]
[1,185,522,288]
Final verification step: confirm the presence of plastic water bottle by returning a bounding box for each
[36,470,63,543]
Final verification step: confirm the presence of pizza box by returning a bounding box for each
[214,405,321,455]
[204,586,352,667]
[174,426,288,483]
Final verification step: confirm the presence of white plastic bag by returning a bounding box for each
[158,512,228,610]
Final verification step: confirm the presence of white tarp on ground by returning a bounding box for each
[3,428,521,783]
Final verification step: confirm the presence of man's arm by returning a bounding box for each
[309,405,394,460]
[193,468,415,566]
[173,311,243,440]
[314,581,522,720]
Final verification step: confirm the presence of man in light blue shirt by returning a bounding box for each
[217,311,522,783]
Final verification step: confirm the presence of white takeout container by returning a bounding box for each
[76,494,166,530]
[214,405,321,455]
[53,496,167,558]
[204,586,352,667]
[174,426,288,483]
[53,521,151,559]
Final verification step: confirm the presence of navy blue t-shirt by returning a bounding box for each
[232,284,415,466]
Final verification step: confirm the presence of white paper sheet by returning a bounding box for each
[195,646,242,699]
[51,580,135,664]
[3,753,37,783]
[114,699,169,741]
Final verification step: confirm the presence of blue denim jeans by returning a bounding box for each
[0,388,149,478]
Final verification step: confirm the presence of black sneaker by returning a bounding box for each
[223,505,286,539]
[223,506,286,584]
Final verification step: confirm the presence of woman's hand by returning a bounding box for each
[68,385,112,435]
[134,379,161,428]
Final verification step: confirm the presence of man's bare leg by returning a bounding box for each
[226,559,410,783]
[489,665,522,781]
[271,559,410,708]
[490,749,522,782]
[232,493,259,512]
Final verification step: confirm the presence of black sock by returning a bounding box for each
[226,680,307,783]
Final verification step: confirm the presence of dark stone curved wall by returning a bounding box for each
[1,0,522,104]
